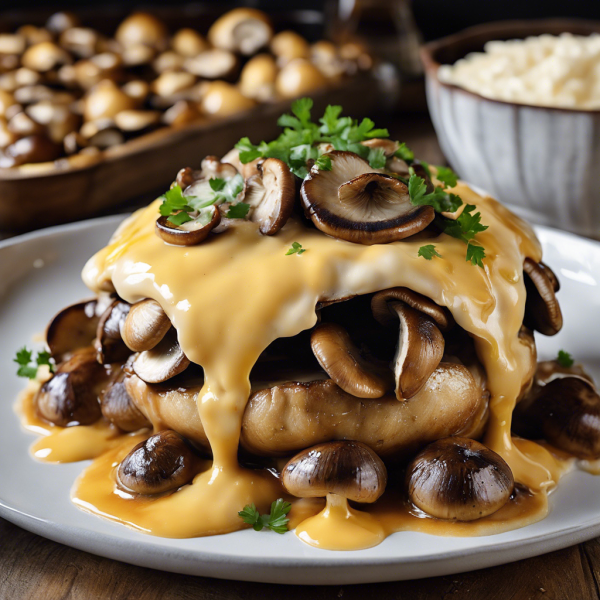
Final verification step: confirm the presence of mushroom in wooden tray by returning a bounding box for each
[406,437,515,521]
[300,151,435,244]
[117,430,200,495]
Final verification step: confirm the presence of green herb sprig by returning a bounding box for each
[235,98,396,178]
[14,347,54,379]
[557,350,574,368]
[238,499,292,534]
[418,245,442,261]
[286,242,306,255]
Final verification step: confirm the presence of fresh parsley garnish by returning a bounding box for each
[408,174,462,213]
[226,202,250,219]
[418,245,442,260]
[557,350,574,368]
[314,154,332,171]
[395,142,414,163]
[435,165,458,189]
[286,242,306,255]
[14,347,54,379]
[235,98,399,178]
[238,498,292,534]
[159,175,246,226]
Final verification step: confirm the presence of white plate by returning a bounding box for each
[1,215,600,586]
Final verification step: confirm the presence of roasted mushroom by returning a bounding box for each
[523,258,563,336]
[515,376,600,459]
[132,328,190,384]
[245,158,295,235]
[117,430,199,495]
[310,322,390,398]
[121,298,171,352]
[282,441,387,549]
[100,375,151,432]
[301,151,435,245]
[155,207,221,246]
[35,347,108,426]
[95,299,131,364]
[406,437,514,520]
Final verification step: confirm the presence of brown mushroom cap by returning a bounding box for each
[208,8,273,56]
[100,377,151,432]
[245,157,295,235]
[84,80,137,122]
[361,138,399,157]
[46,298,106,362]
[310,322,391,398]
[35,347,107,426]
[301,151,435,245]
[275,59,327,99]
[95,299,131,364]
[406,437,514,521]
[200,81,255,117]
[270,31,310,63]
[371,287,454,332]
[0,134,61,167]
[184,49,237,79]
[520,377,600,459]
[282,440,387,503]
[117,430,198,495]
[121,298,171,353]
[172,28,208,57]
[155,208,221,246]
[523,258,563,336]
[239,54,277,100]
[132,328,190,384]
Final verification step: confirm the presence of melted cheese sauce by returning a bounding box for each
[18,182,582,549]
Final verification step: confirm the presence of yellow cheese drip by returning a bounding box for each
[20,183,575,549]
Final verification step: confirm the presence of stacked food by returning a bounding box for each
[16,99,600,550]
[0,9,371,170]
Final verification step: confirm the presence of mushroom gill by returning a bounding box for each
[300,151,434,245]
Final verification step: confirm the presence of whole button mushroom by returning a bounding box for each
[0,134,61,167]
[83,80,137,122]
[200,81,255,118]
[117,430,200,495]
[46,11,80,35]
[271,31,310,64]
[208,8,273,56]
[132,328,190,384]
[35,347,108,427]
[95,299,131,364]
[516,377,600,459]
[300,151,435,245]
[282,441,387,550]
[172,28,208,57]
[275,59,327,99]
[121,298,171,352]
[115,13,168,52]
[406,437,514,521]
[239,54,277,101]
[100,376,151,432]
[155,207,221,246]
[22,42,72,72]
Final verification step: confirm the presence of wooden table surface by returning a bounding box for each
[2,112,600,600]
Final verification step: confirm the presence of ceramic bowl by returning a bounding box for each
[421,19,600,238]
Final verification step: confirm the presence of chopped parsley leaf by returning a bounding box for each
[557,350,574,368]
[286,242,306,255]
[238,499,292,534]
[418,245,442,260]
[14,346,54,379]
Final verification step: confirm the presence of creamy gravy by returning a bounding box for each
[18,183,579,549]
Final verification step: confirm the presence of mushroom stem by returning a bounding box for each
[295,492,385,550]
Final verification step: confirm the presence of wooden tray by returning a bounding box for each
[0,7,379,232]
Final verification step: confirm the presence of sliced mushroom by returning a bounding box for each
[361,138,399,157]
[100,376,151,432]
[283,440,386,501]
[406,437,514,521]
[95,299,131,364]
[132,328,190,384]
[245,158,295,235]
[155,208,221,246]
[300,151,434,245]
[47,298,105,362]
[117,430,198,495]
[184,50,237,80]
[121,298,171,352]
[523,258,563,336]
[310,322,391,398]
[516,377,600,459]
[371,287,454,332]
[35,347,107,426]
[208,8,273,56]
[199,155,239,180]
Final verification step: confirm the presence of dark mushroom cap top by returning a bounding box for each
[282,440,387,503]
